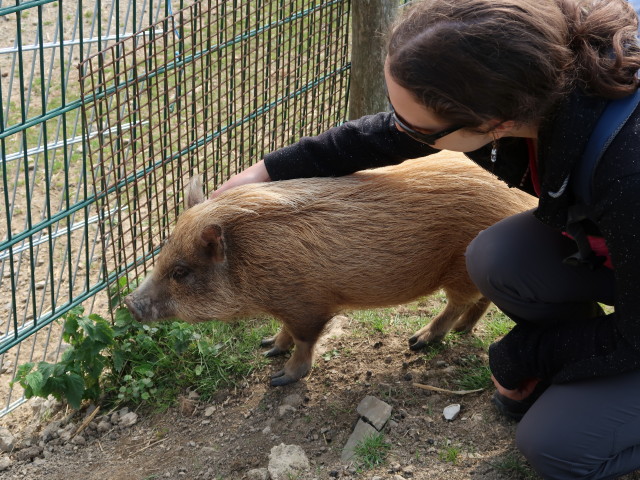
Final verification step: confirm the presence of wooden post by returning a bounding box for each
[349,0,402,120]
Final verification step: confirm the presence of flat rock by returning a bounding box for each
[245,467,269,480]
[356,395,392,431]
[0,455,13,471]
[443,404,461,421]
[268,443,310,480]
[14,446,43,462]
[341,419,378,462]
[0,428,14,453]
[119,412,139,428]
[281,394,303,408]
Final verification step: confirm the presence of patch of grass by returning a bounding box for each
[491,453,538,479]
[439,444,461,465]
[107,311,279,409]
[453,354,493,390]
[471,309,515,349]
[13,301,280,412]
[321,348,340,362]
[419,330,464,362]
[353,432,392,470]
[350,307,397,334]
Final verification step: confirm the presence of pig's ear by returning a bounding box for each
[200,224,225,262]
[185,175,205,209]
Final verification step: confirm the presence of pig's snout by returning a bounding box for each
[124,294,144,322]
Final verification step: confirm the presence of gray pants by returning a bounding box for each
[465,210,640,479]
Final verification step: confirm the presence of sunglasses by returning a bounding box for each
[389,103,463,145]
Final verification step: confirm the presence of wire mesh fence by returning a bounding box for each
[81,0,351,305]
[0,0,351,416]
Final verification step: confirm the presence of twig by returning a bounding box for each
[70,406,101,440]
[412,382,484,395]
[130,438,167,457]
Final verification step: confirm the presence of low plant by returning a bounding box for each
[453,354,494,391]
[353,432,392,470]
[491,453,538,479]
[11,307,115,409]
[439,444,461,465]
[12,301,277,411]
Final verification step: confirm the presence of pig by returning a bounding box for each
[124,151,536,386]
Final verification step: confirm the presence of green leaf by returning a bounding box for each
[112,350,126,373]
[114,307,136,327]
[62,373,85,409]
[12,362,35,384]
[35,362,56,385]
[63,316,80,342]
[25,371,45,395]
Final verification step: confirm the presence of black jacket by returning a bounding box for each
[263,88,640,389]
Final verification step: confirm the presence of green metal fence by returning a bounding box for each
[0,0,351,415]
[81,0,351,303]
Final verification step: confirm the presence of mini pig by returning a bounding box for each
[125,151,536,386]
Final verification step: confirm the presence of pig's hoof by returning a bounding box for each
[270,370,298,387]
[263,346,287,358]
[261,336,276,347]
[408,334,443,351]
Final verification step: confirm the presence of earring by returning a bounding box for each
[490,138,498,163]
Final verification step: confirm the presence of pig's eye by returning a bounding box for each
[171,265,190,281]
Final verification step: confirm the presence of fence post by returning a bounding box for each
[349,0,401,120]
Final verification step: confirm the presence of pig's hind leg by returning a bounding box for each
[408,293,473,350]
[451,297,491,333]
[261,327,294,357]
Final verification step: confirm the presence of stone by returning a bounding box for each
[0,456,13,471]
[14,446,43,462]
[268,443,310,480]
[0,428,15,453]
[119,412,139,428]
[282,394,303,408]
[356,396,392,431]
[97,421,111,433]
[341,419,378,462]
[278,405,296,417]
[443,404,461,421]
[245,467,269,480]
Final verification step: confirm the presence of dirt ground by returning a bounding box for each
[1,309,639,480]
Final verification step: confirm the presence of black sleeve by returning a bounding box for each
[489,174,640,389]
[263,112,439,180]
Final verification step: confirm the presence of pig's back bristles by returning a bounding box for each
[171,151,535,314]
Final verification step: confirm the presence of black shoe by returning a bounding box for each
[491,381,549,422]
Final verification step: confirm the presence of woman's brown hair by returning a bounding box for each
[386,0,640,129]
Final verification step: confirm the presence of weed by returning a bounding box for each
[353,432,391,470]
[472,310,515,349]
[321,349,340,362]
[453,355,493,390]
[491,453,537,479]
[11,307,114,409]
[13,293,278,411]
[439,444,461,465]
[351,308,394,334]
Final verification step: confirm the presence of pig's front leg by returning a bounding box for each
[261,327,294,357]
[270,339,315,387]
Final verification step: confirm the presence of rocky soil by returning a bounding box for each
[0,312,639,480]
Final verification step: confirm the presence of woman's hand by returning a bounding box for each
[491,375,540,402]
[210,160,271,199]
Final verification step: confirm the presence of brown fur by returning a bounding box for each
[125,151,536,386]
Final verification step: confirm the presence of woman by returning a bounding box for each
[213,1,640,478]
